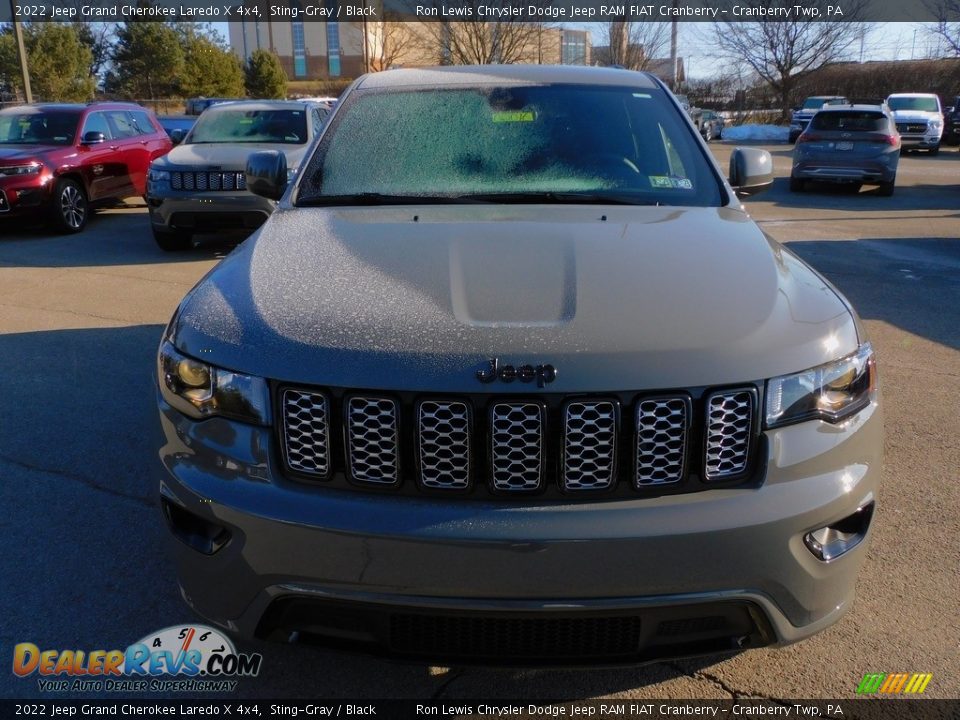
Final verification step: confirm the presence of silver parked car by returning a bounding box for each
[157,66,882,665]
[791,105,900,196]
[146,100,328,250]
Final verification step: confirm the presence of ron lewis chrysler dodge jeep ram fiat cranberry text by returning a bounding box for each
[156,66,882,666]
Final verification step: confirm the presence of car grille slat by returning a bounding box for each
[563,401,617,491]
[347,397,400,485]
[418,401,471,489]
[704,390,754,480]
[491,402,544,491]
[635,397,688,486]
[281,389,331,477]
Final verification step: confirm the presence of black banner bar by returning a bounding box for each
[1,700,959,720]
[2,0,959,24]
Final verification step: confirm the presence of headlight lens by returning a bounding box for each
[765,343,876,428]
[0,162,42,176]
[149,168,170,182]
[158,340,270,425]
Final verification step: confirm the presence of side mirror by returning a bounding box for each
[729,147,774,198]
[246,150,287,201]
[81,131,105,145]
[170,129,185,145]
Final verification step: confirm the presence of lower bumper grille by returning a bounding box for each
[255,597,774,665]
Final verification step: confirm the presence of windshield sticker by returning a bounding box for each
[650,176,694,190]
[492,111,535,123]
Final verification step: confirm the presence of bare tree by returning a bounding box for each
[414,20,558,65]
[370,14,422,70]
[596,19,670,70]
[712,1,869,120]
[927,0,960,55]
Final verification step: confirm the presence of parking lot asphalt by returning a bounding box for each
[1,144,958,701]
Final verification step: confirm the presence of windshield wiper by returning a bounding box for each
[452,191,662,206]
[298,193,488,207]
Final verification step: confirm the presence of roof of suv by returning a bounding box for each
[356,65,660,90]
[201,100,319,112]
[817,104,889,113]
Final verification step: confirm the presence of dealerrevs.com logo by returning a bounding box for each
[13,625,263,693]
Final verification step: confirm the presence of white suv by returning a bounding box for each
[886,93,944,153]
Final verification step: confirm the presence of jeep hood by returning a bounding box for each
[161,142,309,170]
[171,205,859,392]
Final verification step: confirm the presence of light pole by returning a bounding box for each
[10,2,32,103]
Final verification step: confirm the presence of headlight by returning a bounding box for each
[0,162,42,176]
[149,168,170,182]
[158,340,270,425]
[765,343,876,428]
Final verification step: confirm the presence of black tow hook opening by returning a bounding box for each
[804,501,874,562]
[162,497,231,555]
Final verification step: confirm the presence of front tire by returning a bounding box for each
[152,226,194,251]
[929,144,940,155]
[50,178,88,234]
[877,180,895,197]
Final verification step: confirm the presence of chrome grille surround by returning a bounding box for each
[635,397,689,486]
[490,402,545,491]
[346,396,400,485]
[418,400,471,490]
[281,389,331,477]
[704,389,755,481]
[562,401,618,491]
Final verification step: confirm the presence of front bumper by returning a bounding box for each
[0,176,53,217]
[147,186,274,234]
[157,394,882,663]
[899,133,941,149]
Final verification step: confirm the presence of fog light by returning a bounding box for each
[162,498,231,555]
[804,502,874,561]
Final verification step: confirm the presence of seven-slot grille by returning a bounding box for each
[279,388,757,494]
[171,171,247,191]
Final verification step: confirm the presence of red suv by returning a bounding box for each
[0,102,172,233]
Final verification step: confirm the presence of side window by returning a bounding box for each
[130,110,157,136]
[105,111,139,139]
[81,112,112,140]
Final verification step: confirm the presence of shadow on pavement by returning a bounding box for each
[787,237,960,351]
[0,206,248,268]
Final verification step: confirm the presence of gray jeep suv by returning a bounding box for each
[156,66,882,666]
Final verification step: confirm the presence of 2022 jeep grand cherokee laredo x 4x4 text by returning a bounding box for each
[156,66,882,666]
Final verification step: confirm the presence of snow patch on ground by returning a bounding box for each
[723,124,789,142]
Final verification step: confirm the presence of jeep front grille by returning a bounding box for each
[281,389,331,477]
[171,171,247,192]
[347,397,400,485]
[563,401,617,491]
[491,403,544,491]
[635,398,688,486]
[704,390,754,480]
[279,386,757,496]
[418,401,471,489]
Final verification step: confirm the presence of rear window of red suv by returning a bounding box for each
[0,110,81,145]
